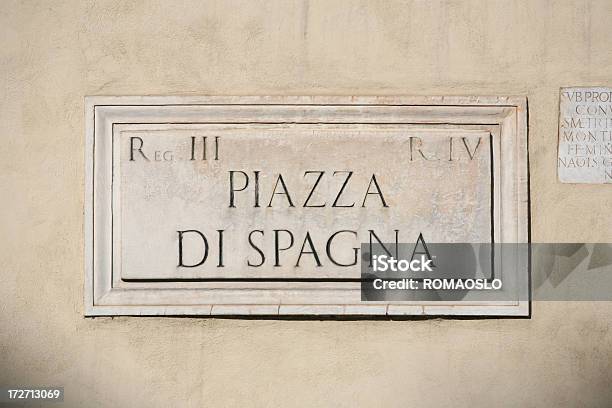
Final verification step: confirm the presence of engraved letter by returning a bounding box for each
[268,174,295,207]
[177,230,209,268]
[229,171,249,208]
[362,174,389,207]
[130,137,149,161]
[303,171,326,207]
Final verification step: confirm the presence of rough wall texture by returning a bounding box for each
[1,0,611,406]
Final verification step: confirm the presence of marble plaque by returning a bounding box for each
[558,87,612,183]
[85,96,529,316]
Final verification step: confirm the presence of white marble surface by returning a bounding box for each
[85,96,529,316]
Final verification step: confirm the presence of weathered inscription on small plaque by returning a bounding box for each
[558,87,612,183]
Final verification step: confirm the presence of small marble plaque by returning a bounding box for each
[558,87,612,183]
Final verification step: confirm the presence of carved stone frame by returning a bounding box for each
[85,96,529,317]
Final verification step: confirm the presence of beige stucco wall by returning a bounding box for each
[1,1,612,406]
